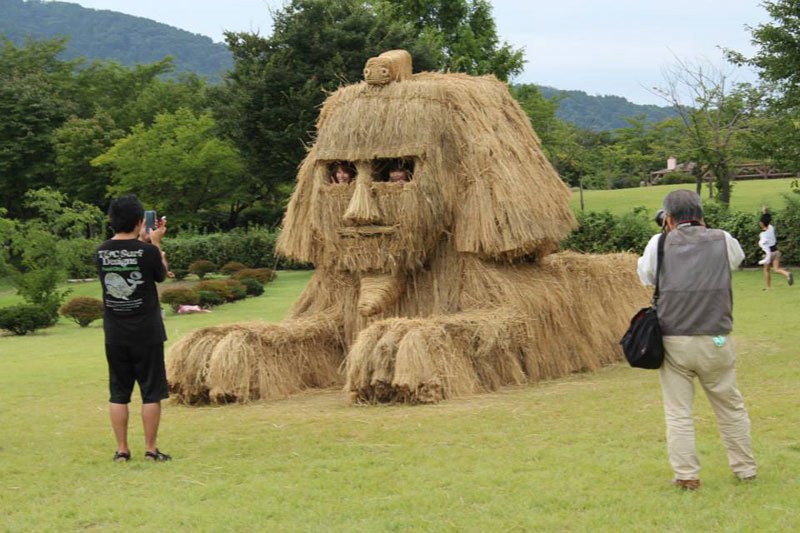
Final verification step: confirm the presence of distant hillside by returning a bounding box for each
[538,86,676,131]
[1,0,675,130]
[0,0,232,81]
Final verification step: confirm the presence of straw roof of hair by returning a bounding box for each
[278,72,576,265]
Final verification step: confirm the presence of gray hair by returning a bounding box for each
[662,190,703,223]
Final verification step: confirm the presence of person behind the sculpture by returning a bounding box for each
[330,162,355,185]
[96,194,172,463]
[637,190,756,490]
[388,164,410,184]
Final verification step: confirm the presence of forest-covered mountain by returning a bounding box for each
[538,86,676,131]
[0,0,232,80]
[1,0,674,130]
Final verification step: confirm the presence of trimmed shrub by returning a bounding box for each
[233,268,275,284]
[220,261,247,275]
[161,227,309,271]
[659,172,696,185]
[195,280,235,301]
[171,268,189,281]
[160,288,200,312]
[0,305,52,335]
[239,277,265,296]
[188,259,217,280]
[60,297,104,327]
[563,207,652,255]
[197,290,224,308]
[225,279,248,301]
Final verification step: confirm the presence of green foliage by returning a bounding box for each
[95,108,248,225]
[378,0,524,80]
[238,277,265,297]
[233,268,276,284]
[226,279,248,302]
[161,228,300,271]
[0,0,232,81]
[658,172,696,185]
[0,37,77,215]
[0,304,52,335]
[188,260,217,280]
[57,238,101,279]
[728,1,800,175]
[159,287,200,312]
[14,268,70,324]
[562,207,653,254]
[195,280,235,302]
[59,296,103,327]
[196,290,224,308]
[220,261,247,275]
[53,113,123,207]
[171,268,189,281]
[538,86,676,132]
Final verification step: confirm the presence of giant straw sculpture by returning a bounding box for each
[167,50,650,404]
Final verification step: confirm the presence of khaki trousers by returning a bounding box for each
[658,335,757,480]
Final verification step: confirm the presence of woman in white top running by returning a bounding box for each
[759,209,793,289]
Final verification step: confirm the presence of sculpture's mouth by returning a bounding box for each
[338,225,397,238]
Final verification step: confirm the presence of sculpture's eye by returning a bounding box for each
[364,68,370,77]
[326,161,357,185]
[372,157,415,183]
[380,68,389,76]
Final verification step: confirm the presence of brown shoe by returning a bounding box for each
[672,479,700,491]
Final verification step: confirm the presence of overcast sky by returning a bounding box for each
[69,0,770,105]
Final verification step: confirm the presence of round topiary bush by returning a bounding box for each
[220,261,247,275]
[197,290,224,308]
[60,297,104,327]
[233,268,275,284]
[195,280,234,301]
[239,277,265,297]
[171,268,189,281]
[225,279,248,301]
[188,259,217,280]
[0,305,53,335]
[160,288,200,312]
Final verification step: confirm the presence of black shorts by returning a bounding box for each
[105,343,169,404]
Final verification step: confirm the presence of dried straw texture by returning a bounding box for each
[169,65,647,405]
[277,72,577,269]
[345,252,650,403]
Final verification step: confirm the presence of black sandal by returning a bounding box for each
[113,451,131,462]
[144,449,172,462]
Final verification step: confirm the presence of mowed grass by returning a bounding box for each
[1,269,800,531]
[570,177,798,215]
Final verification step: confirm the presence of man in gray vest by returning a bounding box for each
[637,190,756,490]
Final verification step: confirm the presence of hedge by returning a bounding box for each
[563,194,800,267]
[161,227,309,271]
[0,305,53,335]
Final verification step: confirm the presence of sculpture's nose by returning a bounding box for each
[343,161,383,226]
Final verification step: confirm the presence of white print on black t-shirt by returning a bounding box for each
[98,248,145,266]
[104,271,144,300]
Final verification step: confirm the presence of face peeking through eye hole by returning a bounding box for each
[313,156,447,274]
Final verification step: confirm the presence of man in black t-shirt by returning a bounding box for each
[96,195,171,462]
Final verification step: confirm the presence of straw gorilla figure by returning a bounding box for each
[168,51,650,404]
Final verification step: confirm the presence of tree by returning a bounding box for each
[510,83,561,155]
[94,108,249,226]
[653,59,753,205]
[214,0,442,217]
[726,0,800,176]
[377,0,524,80]
[53,113,124,208]
[0,38,77,215]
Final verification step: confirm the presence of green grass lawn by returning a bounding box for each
[2,269,799,531]
[570,178,798,215]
